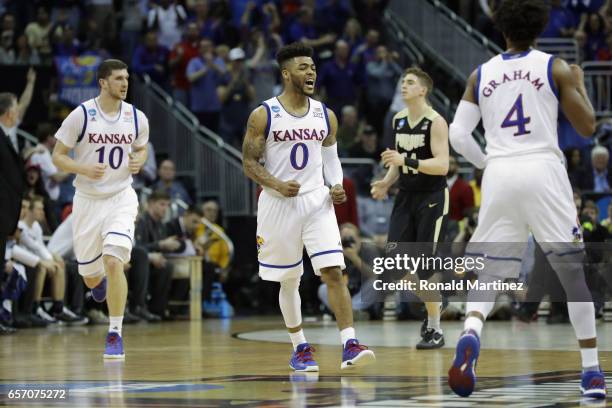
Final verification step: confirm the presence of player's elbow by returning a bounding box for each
[577,121,596,138]
[448,123,466,153]
[438,160,449,175]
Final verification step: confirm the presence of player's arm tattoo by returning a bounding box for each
[322,107,338,147]
[242,108,282,191]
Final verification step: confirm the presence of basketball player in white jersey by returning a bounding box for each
[242,42,375,371]
[52,59,149,359]
[447,0,605,399]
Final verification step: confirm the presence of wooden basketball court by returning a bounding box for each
[1,317,610,407]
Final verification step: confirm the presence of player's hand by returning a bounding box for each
[83,163,107,179]
[370,180,389,200]
[277,180,301,197]
[26,67,36,83]
[128,152,146,174]
[4,261,14,274]
[330,184,346,204]
[381,149,404,168]
[569,64,585,85]
[343,245,359,263]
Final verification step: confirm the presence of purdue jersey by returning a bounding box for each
[261,96,329,196]
[476,49,561,161]
[393,107,446,192]
[55,98,149,198]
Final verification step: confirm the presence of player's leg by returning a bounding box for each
[529,161,605,399]
[449,161,528,397]
[99,188,139,359]
[413,188,449,350]
[304,187,375,369]
[32,264,55,323]
[256,190,316,371]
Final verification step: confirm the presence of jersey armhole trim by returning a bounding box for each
[77,104,87,143]
[133,105,139,139]
[474,65,482,105]
[547,56,559,100]
[261,102,271,140]
[322,103,331,136]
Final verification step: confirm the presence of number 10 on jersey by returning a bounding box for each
[95,146,124,169]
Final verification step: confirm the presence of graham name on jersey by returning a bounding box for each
[88,133,134,144]
[482,70,545,98]
[272,128,327,142]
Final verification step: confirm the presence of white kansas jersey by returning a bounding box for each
[55,98,149,198]
[476,49,561,160]
[261,96,330,196]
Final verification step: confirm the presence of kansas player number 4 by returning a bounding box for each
[95,146,124,169]
[501,94,531,136]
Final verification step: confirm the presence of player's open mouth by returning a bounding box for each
[305,79,315,87]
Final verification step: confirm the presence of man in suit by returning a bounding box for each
[0,93,26,335]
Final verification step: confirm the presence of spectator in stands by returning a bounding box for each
[348,124,382,161]
[0,12,16,53]
[0,92,26,282]
[147,0,187,50]
[286,6,336,50]
[132,31,170,88]
[600,201,612,233]
[364,45,402,135]
[540,0,578,38]
[52,24,79,57]
[582,145,612,191]
[153,159,193,209]
[14,34,40,66]
[353,0,388,31]
[168,22,201,106]
[28,122,69,204]
[337,105,359,155]
[596,31,612,60]
[358,171,395,239]
[244,29,280,105]
[351,28,380,69]
[447,155,474,221]
[0,28,15,64]
[342,18,364,55]
[334,177,359,227]
[319,40,361,117]
[565,148,588,188]
[127,245,162,322]
[317,0,351,36]
[2,68,35,154]
[19,197,85,324]
[196,200,231,270]
[239,1,281,34]
[24,6,52,64]
[86,0,116,50]
[580,12,609,60]
[135,191,177,319]
[119,0,147,63]
[186,38,226,132]
[23,164,57,233]
[132,142,157,193]
[218,47,255,148]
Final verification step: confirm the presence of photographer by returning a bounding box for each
[317,223,383,320]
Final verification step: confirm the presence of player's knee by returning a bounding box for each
[102,254,124,272]
[320,267,343,285]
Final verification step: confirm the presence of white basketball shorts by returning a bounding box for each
[467,154,581,279]
[72,187,138,277]
[257,186,345,282]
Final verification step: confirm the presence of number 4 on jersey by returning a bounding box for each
[501,94,531,136]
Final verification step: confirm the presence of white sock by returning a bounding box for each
[289,329,307,350]
[464,316,483,337]
[427,314,441,332]
[109,316,123,336]
[580,347,599,369]
[340,327,356,346]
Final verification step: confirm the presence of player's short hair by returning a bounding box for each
[403,67,434,97]
[36,122,56,143]
[0,92,17,116]
[97,59,128,82]
[29,195,44,210]
[276,42,313,69]
[493,0,550,46]
[148,190,171,203]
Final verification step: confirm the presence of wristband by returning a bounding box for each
[404,157,419,169]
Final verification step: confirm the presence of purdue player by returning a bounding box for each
[371,67,449,349]
[243,42,375,371]
[52,59,149,359]
[447,0,605,399]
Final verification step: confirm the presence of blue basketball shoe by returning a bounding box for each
[91,277,107,303]
[341,339,375,370]
[103,332,125,359]
[580,369,606,399]
[289,343,319,372]
[448,329,480,397]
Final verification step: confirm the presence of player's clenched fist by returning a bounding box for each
[277,180,301,197]
[83,163,107,179]
[128,152,145,174]
[370,180,389,200]
[330,184,346,204]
